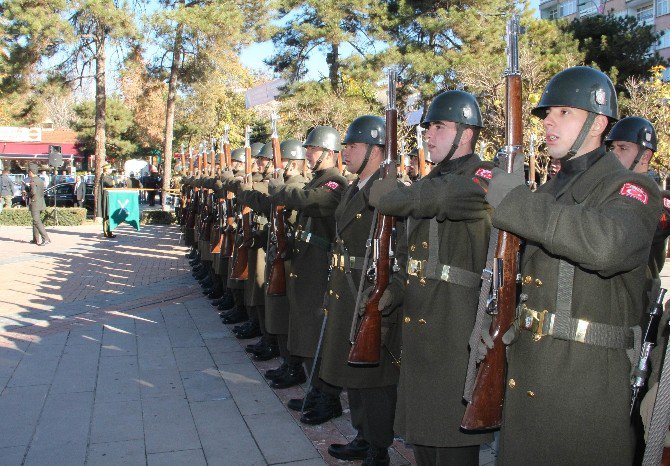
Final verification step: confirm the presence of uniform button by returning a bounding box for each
[404,317,411,324]
[419,278,426,286]
[329,290,333,295]
[406,279,410,285]
[410,245,416,252]
[508,378,516,389]
[355,213,362,219]
[418,319,426,325]
[421,241,428,249]
[534,279,543,287]
[522,275,532,285]
[527,390,535,398]
[289,273,295,278]
[335,293,340,299]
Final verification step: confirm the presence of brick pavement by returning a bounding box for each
[0,222,498,465]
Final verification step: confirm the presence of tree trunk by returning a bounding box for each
[161,24,184,211]
[93,33,107,221]
[327,43,339,92]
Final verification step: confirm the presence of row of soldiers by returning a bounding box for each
[175,65,670,466]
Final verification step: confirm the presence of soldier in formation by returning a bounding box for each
[177,64,669,466]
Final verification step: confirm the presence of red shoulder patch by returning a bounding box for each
[664,197,670,211]
[660,212,670,230]
[475,168,492,180]
[324,181,341,191]
[619,182,648,205]
[472,177,488,193]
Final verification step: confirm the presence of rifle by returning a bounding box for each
[230,126,253,280]
[631,284,667,414]
[528,133,537,191]
[188,146,194,175]
[337,151,344,174]
[416,125,428,178]
[221,126,236,258]
[267,114,288,296]
[348,70,399,366]
[461,14,523,431]
[180,143,186,174]
[210,137,216,170]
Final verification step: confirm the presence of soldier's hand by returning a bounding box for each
[369,177,397,208]
[378,289,395,315]
[220,168,234,180]
[239,180,253,192]
[268,176,285,195]
[486,154,526,208]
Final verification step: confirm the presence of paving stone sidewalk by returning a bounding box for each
[0,223,497,465]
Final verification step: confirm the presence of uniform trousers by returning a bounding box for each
[348,385,397,449]
[304,357,341,397]
[413,444,479,466]
[31,209,50,242]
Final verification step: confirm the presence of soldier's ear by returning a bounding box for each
[641,149,654,166]
[591,115,609,138]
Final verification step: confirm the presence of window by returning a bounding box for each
[637,6,654,25]
[658,29,670,49]
[560,0,577,16]
[658,0,669,16]
[542,6,559,19]
[579,3,597,16]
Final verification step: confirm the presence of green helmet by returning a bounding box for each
[303,126,341,151]
[606,116,656,152]
[532,66,618,120]
[421,90,483,128]
[231,148,245,162]
[258,142,273,159]
[250,142,264,157]
[343,115,385,146]
[281,139,306,160]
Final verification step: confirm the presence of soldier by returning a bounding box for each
[26,164,51,246]
[483,66,661,464]
[268,126,347,424]
[319,115,405,465]
[99,164,116,238]
[606,116,670,278]
[241,139,310,380]
[369,90,494,465]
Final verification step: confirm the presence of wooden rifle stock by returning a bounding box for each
[210,198,225,254]
[416,126,428,178]
[267,116,288,296]
[337,151,343,174]
[461,15,523,431]
[188,147,194,175]
[231,127,253,280]
[348,71,398,366]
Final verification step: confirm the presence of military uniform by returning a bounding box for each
[375,154,494,451]
[27,171,50,244]
[98,171,115,237]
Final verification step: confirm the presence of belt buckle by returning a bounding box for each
[521,305,548,341]
[407,259,424,279]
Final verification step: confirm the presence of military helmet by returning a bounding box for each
[303,126,341,151]
[343,115,385,146]
[606,116,656,152]
[421,90,483,128]
[231,148,245,163]
[250,142,264,157]
[258,142,273,159]
[280,139,306,160]
[532,66,618,120]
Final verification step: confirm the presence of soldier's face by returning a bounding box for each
[342,143,369,173]
[305,146,325,169]
[257,158,271,172]
[424,120,459,164]
[231,161,243,171]
[542,107,597,159]
[610,141,640,170]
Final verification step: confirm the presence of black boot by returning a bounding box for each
[232,321,252,334]
[235,321,261,339]
[246,339,267,354]
[270,364,307,389]
[328,432,370,461]
[191,263,205,274]
[300,392,342,425]
[287,388,320,412]
[207,288,224,300]
[264,363,288,381]
[211,292,233,307]
[362,447,390,466]
[221,307,248,325]
[193,269,208,280]
[254,342,280,361]
[189,257,201,266]
[186,249,198,259]
[198,276,213,288]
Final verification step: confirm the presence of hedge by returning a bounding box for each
[140,210,176,225]
[0,207,87,226]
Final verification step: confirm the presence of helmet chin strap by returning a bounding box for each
[442,125,465,164]
[564,112,596,161]
[629,147,646,171]
[312,149,329,171]
[356,145,374,175]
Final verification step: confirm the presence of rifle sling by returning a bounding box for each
[422,219,481,288]
[295,230,331,251]
[333,233,363,298]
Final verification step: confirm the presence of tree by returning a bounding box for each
[149,0,270,209]
[620,66,670,184]
[72,97,137,163]
[562,14,667,91]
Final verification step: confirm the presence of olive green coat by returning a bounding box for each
[375,153,494,447]
[492,149,661,465]
[237,173,267,307]
[271,167,347,357]
[319,171,405,389]
[242,174,307,334]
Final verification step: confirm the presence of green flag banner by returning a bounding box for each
[106,189,140,231]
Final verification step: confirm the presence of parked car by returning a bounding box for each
[44,183,76,207]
